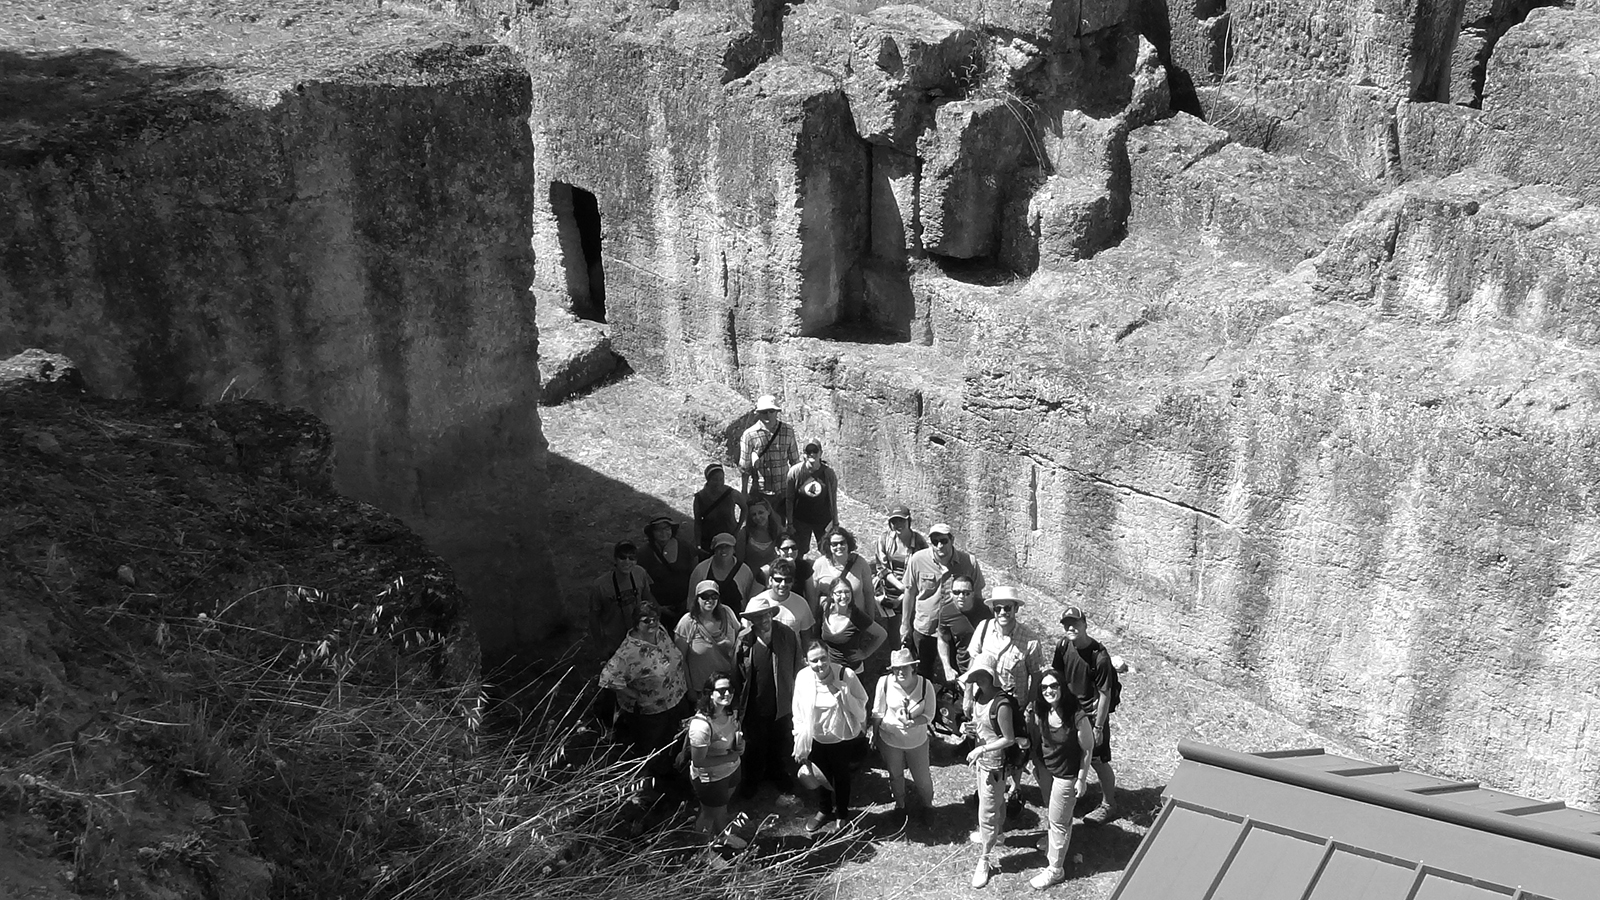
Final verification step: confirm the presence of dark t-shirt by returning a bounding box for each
[1036,693,1090,778]
[1052,637,1114,714]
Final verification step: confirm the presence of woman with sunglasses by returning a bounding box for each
[676,580,743,701]
[811,524,880,619]
[687,672,745,841]
[1028,669,1095,889]
[596,601,689,763]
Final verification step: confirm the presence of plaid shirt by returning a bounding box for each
[739,420,799,496]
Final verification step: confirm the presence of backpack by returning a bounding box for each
[987,691,1027,769]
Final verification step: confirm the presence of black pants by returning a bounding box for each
[737,710,793,796]
[811,733,868,818]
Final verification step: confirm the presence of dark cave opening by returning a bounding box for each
[551,181,607,323]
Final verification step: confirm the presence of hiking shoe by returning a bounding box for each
[1082,803,1116,826]
[1029,867,1066,890]
[971,857,993,889]
[806,811,835,834]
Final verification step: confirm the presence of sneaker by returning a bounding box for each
[1082,803,1116,826]
[971,858,993,889]
[1029,867,1066,890]
[806,811,835,834]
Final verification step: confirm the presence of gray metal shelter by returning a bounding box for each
[1109,742,1600,900]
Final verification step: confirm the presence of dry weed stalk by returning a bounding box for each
[89,589,844,900]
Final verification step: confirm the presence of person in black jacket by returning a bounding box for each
[732,594,800,798]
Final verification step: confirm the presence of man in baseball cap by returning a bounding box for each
[900,522,985,684]
[1050,604,1119,824]
[785,438,839,554]
[739,394,800,505]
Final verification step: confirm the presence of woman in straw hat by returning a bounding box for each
[870,647,937,825]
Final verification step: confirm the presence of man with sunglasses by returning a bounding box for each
[900,523,985,685]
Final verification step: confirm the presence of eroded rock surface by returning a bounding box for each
[473,0,1600,807]
[0,8,561,665]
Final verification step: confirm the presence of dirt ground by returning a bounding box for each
[541,374,1365,899]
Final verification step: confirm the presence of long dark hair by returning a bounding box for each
[696,671,737,718]
[824,523,857,555]
[1032,668,1075,725]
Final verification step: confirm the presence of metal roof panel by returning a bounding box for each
[1304,849,1419,900]
[1111,743,1600,900]
[1411,873,1515,899]
[1212,826,1327,900]
[1112,804,1245,900]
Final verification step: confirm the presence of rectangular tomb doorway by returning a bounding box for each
[550,181,607,323]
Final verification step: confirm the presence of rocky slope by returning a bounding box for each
[0,350,478,899]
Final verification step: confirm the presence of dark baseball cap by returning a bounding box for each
[1060,605,1087,624]
[886,504,911,521]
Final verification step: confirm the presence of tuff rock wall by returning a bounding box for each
[0,14,560,667]
[470,0,1600,804]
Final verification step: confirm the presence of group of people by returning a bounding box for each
[588,395,1123,890]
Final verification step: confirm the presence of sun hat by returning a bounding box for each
[989,586,1024,607]
[755,395,781,412]
[959,663,997,685]
[888,648,916,670]
[741,595,782,618]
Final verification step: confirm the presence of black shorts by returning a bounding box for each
[1093,719,1112,763]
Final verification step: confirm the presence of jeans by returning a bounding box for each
[1036,765,1080,871]
[974,764,1007,853]
[880,739,933,809]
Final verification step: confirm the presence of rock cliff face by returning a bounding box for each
[0,7,560,666]
[469,0,1600,804]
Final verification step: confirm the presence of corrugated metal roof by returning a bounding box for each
[1108,742,1600,900]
